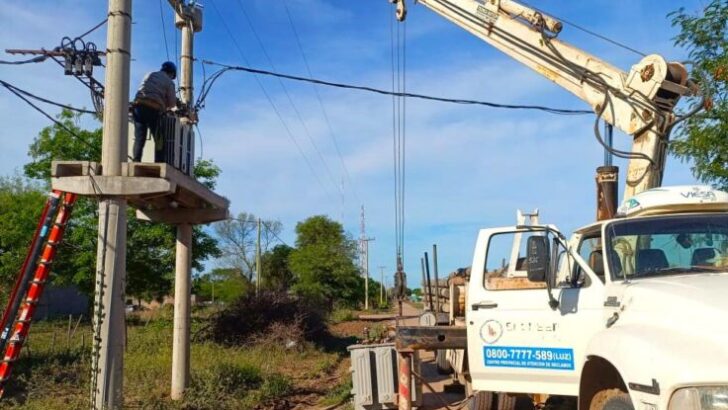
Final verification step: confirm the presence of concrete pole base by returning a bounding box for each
[171,224,192,400]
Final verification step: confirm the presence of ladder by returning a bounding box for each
[0,191,77,398]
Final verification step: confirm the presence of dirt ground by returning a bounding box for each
[320,304,468,410]
[265,304,469,410]
[259,318,375,410]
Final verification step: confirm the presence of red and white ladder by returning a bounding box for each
[0,190,77,397]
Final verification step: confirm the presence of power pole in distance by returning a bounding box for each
[359,206,374,310]
[256,217,262,296]
[378,266,386,306]
[90,1,131,408]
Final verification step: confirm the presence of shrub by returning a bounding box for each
[200,291,328,347]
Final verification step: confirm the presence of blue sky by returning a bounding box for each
[0,0,705,288]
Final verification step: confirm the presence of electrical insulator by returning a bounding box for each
[63,55,73,75]
[74,54,84,76]
[84,55,93,76]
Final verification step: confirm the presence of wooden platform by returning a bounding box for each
[51,161,230,224]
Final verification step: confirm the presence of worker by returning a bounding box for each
[131,61,179,162]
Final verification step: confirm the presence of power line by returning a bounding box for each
[390,10,399,265]
[201,60,593,115]
[0,79,100,156]
[281,0,361,205]
[262,221,290,247]
[0,56,47,65]
[391,9,407,267]
[233,0,343,198]
[223,218,291,247]
[401,19,407,259]
[174,16,179,69]
[207,0,336,202]
[159,0,171,61]
[74,18,108,41]
[0,79,96,115]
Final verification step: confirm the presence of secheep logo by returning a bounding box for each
[480,320,503,344]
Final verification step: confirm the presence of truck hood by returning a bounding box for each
[617,273,728,337]
[605,274,728,386]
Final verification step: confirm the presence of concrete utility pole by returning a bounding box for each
[171,224,192,401]
[171,1,201,401]
[359,206,374,310]
[256,217,262,295]
[91,0,131,408]
[378,266,386,306]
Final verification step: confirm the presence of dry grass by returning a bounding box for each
[0,307,355,410]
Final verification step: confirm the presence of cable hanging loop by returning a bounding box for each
[200,60,592,115]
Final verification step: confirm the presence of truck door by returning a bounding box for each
[466,227,604,396]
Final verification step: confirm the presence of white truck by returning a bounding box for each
[384,1,723,409]
[464,185,728,410]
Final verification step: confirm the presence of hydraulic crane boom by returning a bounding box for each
[390,0,698,198]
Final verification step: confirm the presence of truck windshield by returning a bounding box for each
[606,213,728,280]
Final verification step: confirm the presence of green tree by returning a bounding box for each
[288,215,363,309]
[670,2,728,188]
[261,244,294,291]
[0,176,47,305]
[193,267,250,304]
[22,110,220,300]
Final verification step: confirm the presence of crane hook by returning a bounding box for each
[390,0,407,22]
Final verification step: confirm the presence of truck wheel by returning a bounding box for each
[497,393,534,410]
[468,390,532,410]
[469,391,495,410]
[498,393,516,410]
[589,389,634,410]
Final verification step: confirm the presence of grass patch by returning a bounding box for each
[321,377,352,406]
[259,373,293,400]
[330,308,356,323]
[1,310,349,409]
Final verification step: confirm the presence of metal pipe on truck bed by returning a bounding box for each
[424,252,434,312]
[421,257,433,311]
[432,244,441,313]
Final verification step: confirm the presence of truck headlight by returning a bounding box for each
[669,386,728,410]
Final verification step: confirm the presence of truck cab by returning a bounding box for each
[465,185,728,409]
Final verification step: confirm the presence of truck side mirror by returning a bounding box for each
[526,235,550,282]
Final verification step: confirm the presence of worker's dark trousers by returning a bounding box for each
[132,105,165,163]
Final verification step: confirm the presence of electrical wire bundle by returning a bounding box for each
[54,36,105,116]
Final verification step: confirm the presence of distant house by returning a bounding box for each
[35,285,89,319]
